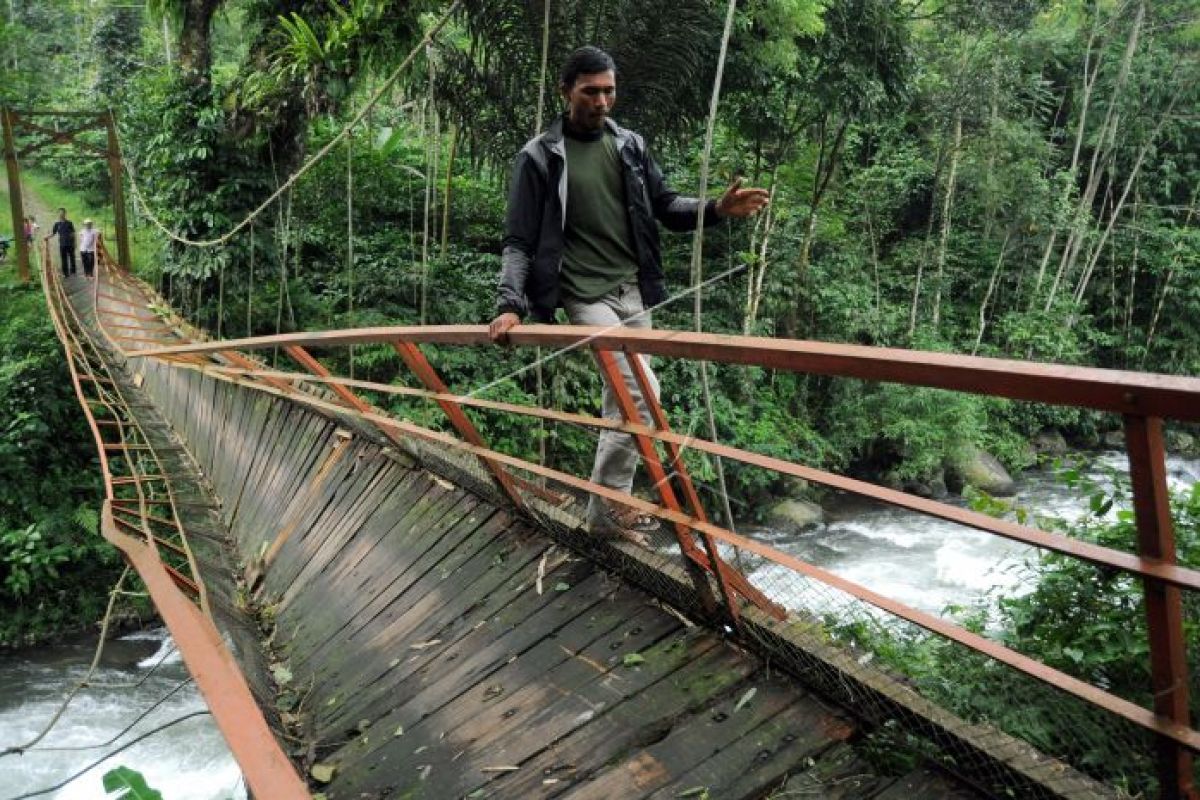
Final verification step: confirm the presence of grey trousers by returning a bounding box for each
[563,283,661,529]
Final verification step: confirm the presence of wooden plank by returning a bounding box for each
[281,479,484,669]
[399,625,736,800]
[317,515,546,730]
[333,598,682,796]
[226,395,290,548]
[631,689,857,800]
[873,768,983,799]
[244,404,327,553]
[313,511,527,735]
[471,636,751,799]
[734,742,891,800]
[265,450,397,603]
[326,564,612,751]
[324,553,597,733]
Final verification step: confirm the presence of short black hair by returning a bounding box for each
[559,46,616,90]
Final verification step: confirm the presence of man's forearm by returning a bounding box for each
[496,246,531,316]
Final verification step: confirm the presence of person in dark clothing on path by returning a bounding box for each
[45,208,77,277]
[488,46,768,543]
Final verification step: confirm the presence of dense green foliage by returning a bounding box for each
[4,0,1194,502]
[0,277,121,645]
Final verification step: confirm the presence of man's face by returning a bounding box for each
[563,70,616,132]
[58,210,66,220]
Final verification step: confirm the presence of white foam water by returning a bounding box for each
[0,627,245,799]
[750,451,1198,622]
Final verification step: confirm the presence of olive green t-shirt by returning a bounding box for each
[561,130,639,302]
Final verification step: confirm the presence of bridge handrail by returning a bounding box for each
[128,324,1200,421]
[107,264,1199,795]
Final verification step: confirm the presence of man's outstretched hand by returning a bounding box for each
[715,176,770,219]
[489,312,521,343]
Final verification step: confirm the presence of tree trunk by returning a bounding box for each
[1030,9,1102,307]
[440,122,460,260]
[743,171,779,335]
[971,231,1013,355]
[909,130,948,339]
[1043,0,1144,312]
[178,0,222,89]
[784,116,847,338]
[932,112,963,331]
[1143,188,1198,363]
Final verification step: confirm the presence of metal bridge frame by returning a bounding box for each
[42,229,1198,797]
[40,242,310,798]
[121,304,1200,798]
[2,108,132,282]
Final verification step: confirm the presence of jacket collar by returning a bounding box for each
[542,114,632,158]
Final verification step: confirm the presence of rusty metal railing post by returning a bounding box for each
[392,341,527,513]
[593,347,721,618]
[622,348,744,628]
[1124,414,1195,800]
[624,348,787,621]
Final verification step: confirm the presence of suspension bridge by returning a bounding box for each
[5,101,1200,798]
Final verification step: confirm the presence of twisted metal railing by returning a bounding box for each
[88,236,1200,798]
[41,240,310,798]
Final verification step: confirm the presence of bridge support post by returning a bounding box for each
[594,347,723,619]
[104,110,131,271]
[2,108,30,284]
[1124,414,1195,800]
[393,341,527,514]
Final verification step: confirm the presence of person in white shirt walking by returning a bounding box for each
[79,219,98,279]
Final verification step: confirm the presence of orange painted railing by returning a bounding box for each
[41,241,310,798]
[86,236,1200,797]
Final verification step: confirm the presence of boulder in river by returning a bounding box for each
[1102,429,1126,449]
[764,498,825,533]
[945,446,1016,497]
[1031,428,1068,456]
[902,470,949,500]
[1166,429,1196,456]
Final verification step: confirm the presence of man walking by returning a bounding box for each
[45,208,77,278]
[79,219,98,279]
[489,46,768,542]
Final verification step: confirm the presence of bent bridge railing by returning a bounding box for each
[56,237,1200,798]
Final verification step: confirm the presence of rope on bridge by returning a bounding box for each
[118,0,462,250]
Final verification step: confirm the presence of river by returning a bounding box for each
[747,450,1200,619]
[0,630,244,799]
[1,451,1195,797]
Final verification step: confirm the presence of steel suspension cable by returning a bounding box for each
[0,567,131,757]
[118,1,462,250]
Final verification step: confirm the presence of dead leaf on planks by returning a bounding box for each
[410,639,442,650]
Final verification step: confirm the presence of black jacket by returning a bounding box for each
[497,115,720,322]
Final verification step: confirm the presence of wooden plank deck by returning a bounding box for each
[63,270,997,799]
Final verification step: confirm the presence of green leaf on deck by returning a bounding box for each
[677,788,709,798]
[102,766,164,800]
[310,763,337,783]
[271,664,293,685]
[554,581,570,592]
[622,653,645,667]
